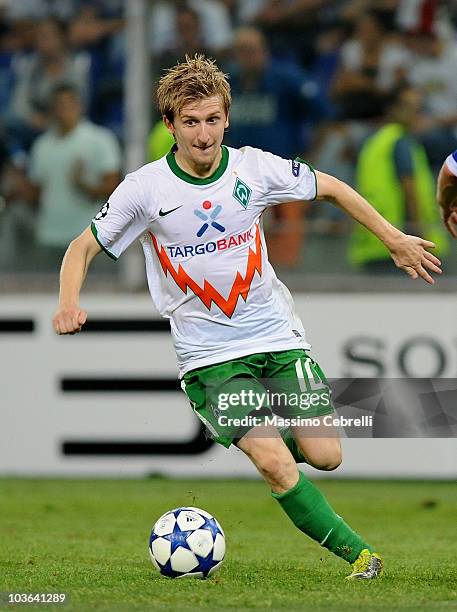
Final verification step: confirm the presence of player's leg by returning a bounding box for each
[236,424,382,577]
[182,354,382,578]
[262,350,383,577]
[180,354,270,450]
[278,420,342,469]
[290,352,343,469]
[235,423,298,493]
[265,350,341,469]
[290,418,342,470]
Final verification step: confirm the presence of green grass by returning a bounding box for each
[0,478,456,611]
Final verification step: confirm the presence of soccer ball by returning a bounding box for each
[148,506,226,579]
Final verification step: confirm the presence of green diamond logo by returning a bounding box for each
[233,177,252,209]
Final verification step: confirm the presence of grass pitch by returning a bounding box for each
[0,478,456,611]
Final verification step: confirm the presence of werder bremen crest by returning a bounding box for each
[233,177,252,209]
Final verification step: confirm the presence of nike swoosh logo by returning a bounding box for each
[320,528,333,546]
[159,205,183,217]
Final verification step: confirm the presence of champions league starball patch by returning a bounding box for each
[94,202,110,221]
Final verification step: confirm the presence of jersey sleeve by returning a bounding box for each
[258,150,317,206]
[445,150,457,177]
[91,173,150,260]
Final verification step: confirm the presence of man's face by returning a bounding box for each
[234,31,267,73]
[389,88,422,127]
[176,9,201,46]
[36,20,65,57]
[165,96,229,169]
[53,91,81,129]
[355,14,383,45]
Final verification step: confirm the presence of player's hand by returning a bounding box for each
[389,234,442,284]
[53,306,87,335]
[439,205,457,238]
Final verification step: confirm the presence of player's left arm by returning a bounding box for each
[314,170,442,284]
[436,160,457,238]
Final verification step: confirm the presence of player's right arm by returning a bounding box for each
[437,152,457,238]
[52,227,101,335]
[53,173,151,335]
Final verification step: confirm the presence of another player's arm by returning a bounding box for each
[314,170,442,284]
[436,161,457,238]
[52,227,102,335]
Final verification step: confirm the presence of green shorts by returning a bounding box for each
[181,349,334,448]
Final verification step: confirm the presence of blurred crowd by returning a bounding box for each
[1,0,456,276]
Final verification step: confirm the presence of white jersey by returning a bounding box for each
[445,150,457,176]
[92,145,316,376]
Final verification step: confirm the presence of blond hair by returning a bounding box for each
[157,54,231,122]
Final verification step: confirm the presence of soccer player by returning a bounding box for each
[437,150,457,237]
[53,55,442,580]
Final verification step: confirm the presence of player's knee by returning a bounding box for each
[301,440,342,471]
[312,448,342,471]
[317,457,341,471]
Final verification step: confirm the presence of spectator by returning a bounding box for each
[3,0,76,22]
[226,26,321,266]
[68,1,123,49]
[154,5,210,75]
[0,8,17,119]
[223,0,268,26]
[332,9,410,119]
[149,0,233,58]
[252,0,329,65]
[405,28,457,170]
[7,17,91,152]
[396,0,439,33]
[1,0,77,51]
[226,26,321,156]
[68,2,125,136]
[348,85,448,274]
[341,0,400,29]
[304,23,348,125]
[0,156,37,271]
[24,84,121,266]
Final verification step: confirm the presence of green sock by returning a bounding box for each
[272,471,371,563]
